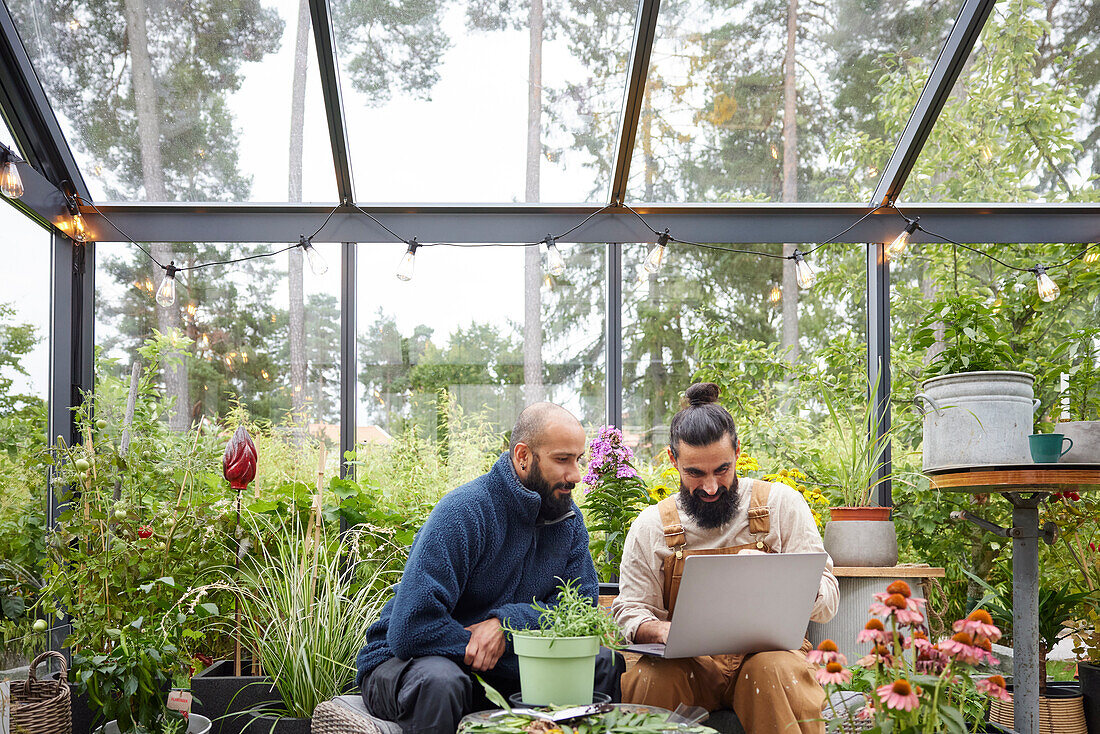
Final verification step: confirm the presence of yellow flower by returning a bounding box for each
[736,454,760,473]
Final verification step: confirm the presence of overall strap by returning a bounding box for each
[658,497,686,613]
[746,480,773,548]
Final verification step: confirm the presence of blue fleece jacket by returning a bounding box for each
[355,452,598,685]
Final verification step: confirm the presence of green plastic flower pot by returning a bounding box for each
[512,633,599,706]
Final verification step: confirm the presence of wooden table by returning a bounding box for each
[927,463,1100,734]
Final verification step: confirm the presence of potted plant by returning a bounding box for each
[809,579,1018,733]
[507,578,623,707]
[808,373,912,567]
[912,294,1039,470]
[179,512,397,734]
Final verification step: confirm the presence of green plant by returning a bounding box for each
[811,580,1009,734]
[913,294,1016,378]
[803,372,914,508]
[179,513,399,719]
[75,621,190,734]
[506,578,622,649]
[464,676,711,733]
[580,425,653,581]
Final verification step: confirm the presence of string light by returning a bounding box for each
[0,146,24,199]
[1033,266,1060,302]
[298,236,329,276]
[43,191,1097,314]
[886,217,919,260]
[543,236,566,277]
[768,285,782,306]
[64,195,89,242]
[395,239,419,281]
[643,229,672,274]
[792,249,816,289]
[156,261,178,307]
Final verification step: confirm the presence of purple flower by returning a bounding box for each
[616,465,637,479]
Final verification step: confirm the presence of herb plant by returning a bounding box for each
[912,294,1016,378]
[508,578,623,649]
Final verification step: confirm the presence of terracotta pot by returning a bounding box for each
[823,507,897,567]
[829,506,892,522]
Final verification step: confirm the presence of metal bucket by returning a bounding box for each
[915,371,1039,471]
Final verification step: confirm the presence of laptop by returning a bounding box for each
[624,552,827,659]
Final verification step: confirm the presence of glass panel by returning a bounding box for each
[621,240,863,527]
[0,206,49,672]
[94,240,342,458]
[333,0,637,203]
[6,0,337,203]
[625,0,956,203]
[894,0,1100,202]
[0,119,16,153]
[355,242,605,499]
[889,237,1100,622]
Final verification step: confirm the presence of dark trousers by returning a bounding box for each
[361,649,624,734]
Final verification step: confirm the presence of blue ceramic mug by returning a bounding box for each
[1029,433,1073,463]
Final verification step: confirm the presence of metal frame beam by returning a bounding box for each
[340,241,356,481]
[609,0,662,205]
[308,0,355,203]
[870,0,997,205]
[605,243,623,427]
[0,145,75,233]
[0,1,88,198]
[80,202,1100,244]
[866,0,998,505]
[46,233,94,658]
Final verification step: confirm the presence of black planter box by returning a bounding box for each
[240,711,311,734]
[46,670,97,734]
[191,660,282,734]
[1081,661,1100,734]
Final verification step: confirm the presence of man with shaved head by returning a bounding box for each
[355,403,622,734]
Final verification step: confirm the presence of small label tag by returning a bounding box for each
[167,689,192,718]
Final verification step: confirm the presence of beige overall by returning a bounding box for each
[621,483,825,734]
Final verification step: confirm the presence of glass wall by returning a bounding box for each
[622,238,867,484]
[0,199,51,673]
[93,240,342,481]
[6,0,338,203]
[355,242,605,497]
[624,0,956,203]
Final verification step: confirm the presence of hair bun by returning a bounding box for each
[684,382,720,407]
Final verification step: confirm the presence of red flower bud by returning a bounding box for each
[223,425,257,491]
[138,525,153,539]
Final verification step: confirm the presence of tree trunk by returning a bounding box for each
[123,0,189,431]
[640,83,666,450]
[523,0,546,404]
[288,0,310,427]
[780,0,800,365]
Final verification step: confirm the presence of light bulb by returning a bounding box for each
[156,262,178,307]
[396,240,418,281]
[792,249,816,289]
[768,285,782,305]
[1034,266,1059,302]
[0,155,23,199]
[70,212,89,242]
[643,229,672,274]
[299,236,329,276]
[545,238,566,276]
[886,218,919,260]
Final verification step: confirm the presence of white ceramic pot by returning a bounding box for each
[98,714,212,734]
[1057,420,1100,463]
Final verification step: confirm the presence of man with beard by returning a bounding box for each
[354,402,622,734]
[612,382,838,734]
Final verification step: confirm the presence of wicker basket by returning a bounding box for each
[988,687,1088,734]
[10,651,72,734]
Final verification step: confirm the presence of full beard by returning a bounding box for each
[679,478,741,529]
[522,457,575,521]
